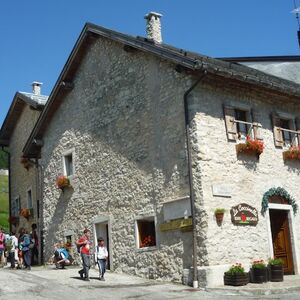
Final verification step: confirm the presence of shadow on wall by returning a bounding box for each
[284,160,300,175]
[46,187,74,258]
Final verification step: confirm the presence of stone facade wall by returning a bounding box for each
[188,81,300,285]
[40,37,195,282]
[10,104,40,230]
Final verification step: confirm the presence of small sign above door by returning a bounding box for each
[230,203,258,226]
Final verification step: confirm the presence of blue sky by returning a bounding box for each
[0,0,299,126]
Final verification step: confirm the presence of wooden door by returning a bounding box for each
[269,210,294,274]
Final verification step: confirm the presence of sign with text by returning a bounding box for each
[230,203,258,226]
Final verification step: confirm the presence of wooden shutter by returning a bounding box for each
[223,105,237,141]
[272,113,283,147]
[295,117,300,146]
[251,109,263,140]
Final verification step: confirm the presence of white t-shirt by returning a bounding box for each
[96,246,108,260]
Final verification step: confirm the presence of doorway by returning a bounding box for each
[94,222,110,270]
[269,209,294,274]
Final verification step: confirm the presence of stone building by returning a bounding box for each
[0,82,48,259]
[3,14,300,287]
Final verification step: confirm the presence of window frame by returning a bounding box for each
[27,188,33,209]
[12,196,20,217]
[135,215,157,250]
[62,148,75,177]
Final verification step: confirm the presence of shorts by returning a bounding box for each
[0,249,3,256]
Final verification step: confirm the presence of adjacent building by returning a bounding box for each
[0,83,48,262]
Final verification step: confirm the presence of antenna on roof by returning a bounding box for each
[292,0,300,47]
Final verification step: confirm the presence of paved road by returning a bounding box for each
[1,266,300,299]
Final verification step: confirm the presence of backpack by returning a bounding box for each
[5,236,13,252]
[59,248,69,259]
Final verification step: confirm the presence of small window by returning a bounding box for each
[279,118,293,146]
[63,153,73,176]
[12,196,20,216]
[235,109,249,139]
[27,189,33,209]
[136,218,156,249]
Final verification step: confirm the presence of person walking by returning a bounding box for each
[76,229,91,281]
[6,231,18,269]
[95,237,108,281]
[30,224,39,265]
[0,228,5,267]
[20,229,32,270]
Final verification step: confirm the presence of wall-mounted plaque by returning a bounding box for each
[230,203,258,226]
[212,184,232,198]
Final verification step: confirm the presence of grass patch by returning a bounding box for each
[0,175,9,232]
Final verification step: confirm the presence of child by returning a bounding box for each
[95,237,108,281]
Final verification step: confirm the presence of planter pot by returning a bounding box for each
[270,265,284,282]
[224,272,249,286]
[215,212,224,223]
[236,143,261,158]
[283,151,300,161]
[250,267,268,283]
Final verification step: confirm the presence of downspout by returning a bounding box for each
[183,70,207,289]
[34,158,44,264]
[1,147,11,233]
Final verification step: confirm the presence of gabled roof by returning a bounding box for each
[23,23,300,157]
[0,92,48,146]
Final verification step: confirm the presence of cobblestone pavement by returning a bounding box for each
[1,266,300,299]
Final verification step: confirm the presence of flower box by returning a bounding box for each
[283,146,300,161]
[224,272,249,286]
[8,216,19,225]
[56,175,70,190]
[19,208,31,219]
[20,156,33,170]
[236,137,264,157]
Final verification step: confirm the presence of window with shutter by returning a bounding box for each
[295,117,300,146]
[223,105,237,141]
[272,113,284,148]
[251,110,263,140]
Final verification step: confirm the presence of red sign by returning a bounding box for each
[230,203,258,226]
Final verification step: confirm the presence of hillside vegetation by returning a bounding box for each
[0,149,8,169]
[0,175,9,232]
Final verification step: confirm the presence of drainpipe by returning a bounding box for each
[1,147,11,233]
[183,70,207,289]
[34,158,44,264]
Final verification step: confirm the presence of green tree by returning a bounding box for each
[0,148,8,169]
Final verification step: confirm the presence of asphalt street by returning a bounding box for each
[1,266,300,300]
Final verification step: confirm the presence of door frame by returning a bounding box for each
[266,203,299,274]
[92,215,113,271]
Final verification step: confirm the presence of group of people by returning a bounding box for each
[0,224,39,270]
[76,229,108,281]
[1,226,108,281]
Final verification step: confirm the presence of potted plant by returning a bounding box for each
[215,208,225,223]
[56,175,70,190]
[19,208,31,219]
[268,258,284,282]
[236,136,264,158]
[20,156,33,170]
[8,215,19,225]
[283,146,300,161]
[224,263,249,286]
[250,260,268,283]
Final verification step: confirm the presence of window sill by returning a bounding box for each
[136,246,158,252]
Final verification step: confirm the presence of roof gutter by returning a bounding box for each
[183,69,207,289]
